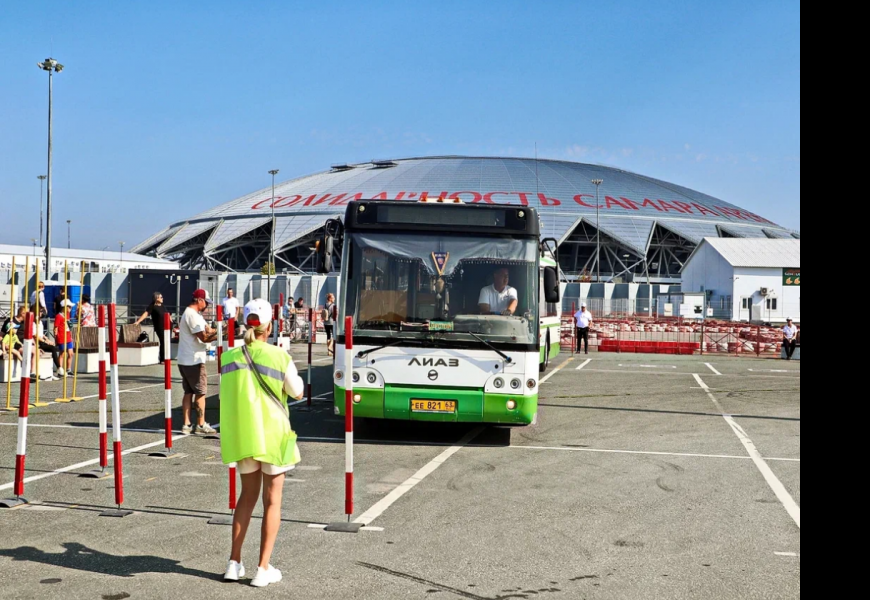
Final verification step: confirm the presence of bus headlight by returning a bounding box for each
[335,371,344,381]
[352,372,360,383]
[510,378,522,390]
[367,372,377,384]
[527,379,536,389]
[353,394,362,403]
[493,377,505,389]
[506,400,517,410]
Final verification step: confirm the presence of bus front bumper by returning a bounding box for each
[334,385,537,425]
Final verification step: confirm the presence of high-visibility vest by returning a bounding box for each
[219,340,300,467]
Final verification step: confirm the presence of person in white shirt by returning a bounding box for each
[782,318,798,360]
[30,282,47,319]
[222,288,241,322]
[574,302,593,354]
[478,268,519,316]
[178,289,218,434]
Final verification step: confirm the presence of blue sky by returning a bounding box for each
[0,1,800,249]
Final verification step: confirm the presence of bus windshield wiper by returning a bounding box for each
[357,340,405,359]
[466,331,513,364]
[356,320,400,331]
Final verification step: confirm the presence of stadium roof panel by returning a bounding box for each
[157,221,219,254]
[204,217,271,253]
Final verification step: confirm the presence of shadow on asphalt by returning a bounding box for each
[39,501,320,527]
[0,542,218,581]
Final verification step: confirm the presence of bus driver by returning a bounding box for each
[479,267,519,316]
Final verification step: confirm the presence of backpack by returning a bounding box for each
[320,307,329,322]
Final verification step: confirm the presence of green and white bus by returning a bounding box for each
[321,199,561,426]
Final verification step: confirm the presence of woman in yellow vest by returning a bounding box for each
[220,298,304,588]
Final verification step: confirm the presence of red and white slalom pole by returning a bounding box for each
[99,307,109,468]
[273,304,280,345]
[227,316,237,514]
[307,308,314,408]
[163,312,173,451]
[81,308,110,476]
[103,304,132,516]
[344,316,354,519]
[216,306,224,371]
[1,313,34,508]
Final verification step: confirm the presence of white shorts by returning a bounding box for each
[236,458,295,476]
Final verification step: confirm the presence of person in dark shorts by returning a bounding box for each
[178,289,218,434]
[135,292,169,363]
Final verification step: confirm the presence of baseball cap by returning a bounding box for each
[192,289,212,305]
[581,302,587,308]
[243,299,273,327]
[786,317,793,322]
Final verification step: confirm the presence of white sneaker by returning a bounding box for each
[224,560,245,582]
[57,368,66,377]
[250,565,282,588]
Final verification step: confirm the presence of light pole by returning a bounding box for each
[67,220,71,249]
[268,169,279,300]
[31,239,38,257]
[119,242,125,268]
[37,57,64,281]
[37,175,46,246]
[591,179,603,283]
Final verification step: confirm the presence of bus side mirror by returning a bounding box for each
[543,266,560,303]
[316,236,334,274]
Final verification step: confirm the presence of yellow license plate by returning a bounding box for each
[411,399,457,413]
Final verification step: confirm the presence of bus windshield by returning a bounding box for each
[339,232,539,347]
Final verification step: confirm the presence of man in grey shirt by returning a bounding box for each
[178,289,218,434]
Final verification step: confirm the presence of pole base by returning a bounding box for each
[148,450,187,459]
[30,401,51,408]
[0,497,28,509]
[54,398,73,403]
[208,514,234,526]
[68,397,83,402]
[99,508,134,518]
[325,521,363,533]
[78,468,111,479]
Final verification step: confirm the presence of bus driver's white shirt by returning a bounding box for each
[479,284,518,314]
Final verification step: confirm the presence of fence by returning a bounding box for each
[560,315,799,357]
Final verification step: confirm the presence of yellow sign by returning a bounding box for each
[411,399,457,413]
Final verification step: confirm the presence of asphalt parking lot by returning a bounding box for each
[0,346,800,600]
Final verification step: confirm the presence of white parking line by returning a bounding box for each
[507,445,799,462]
[0,422,186,435]
[774,552,799,557]
[619,364,677,369]
[693,374,800,529]
[351,427,484,527]
[582,369,695,376]
[748,369,791,373]
[540,358,574,384]
[575,359,592,371]
[705,363,722,376]
[0,432,191,492]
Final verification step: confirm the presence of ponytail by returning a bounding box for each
[244,323,270,346]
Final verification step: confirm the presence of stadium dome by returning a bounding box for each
[132,156,798,282]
